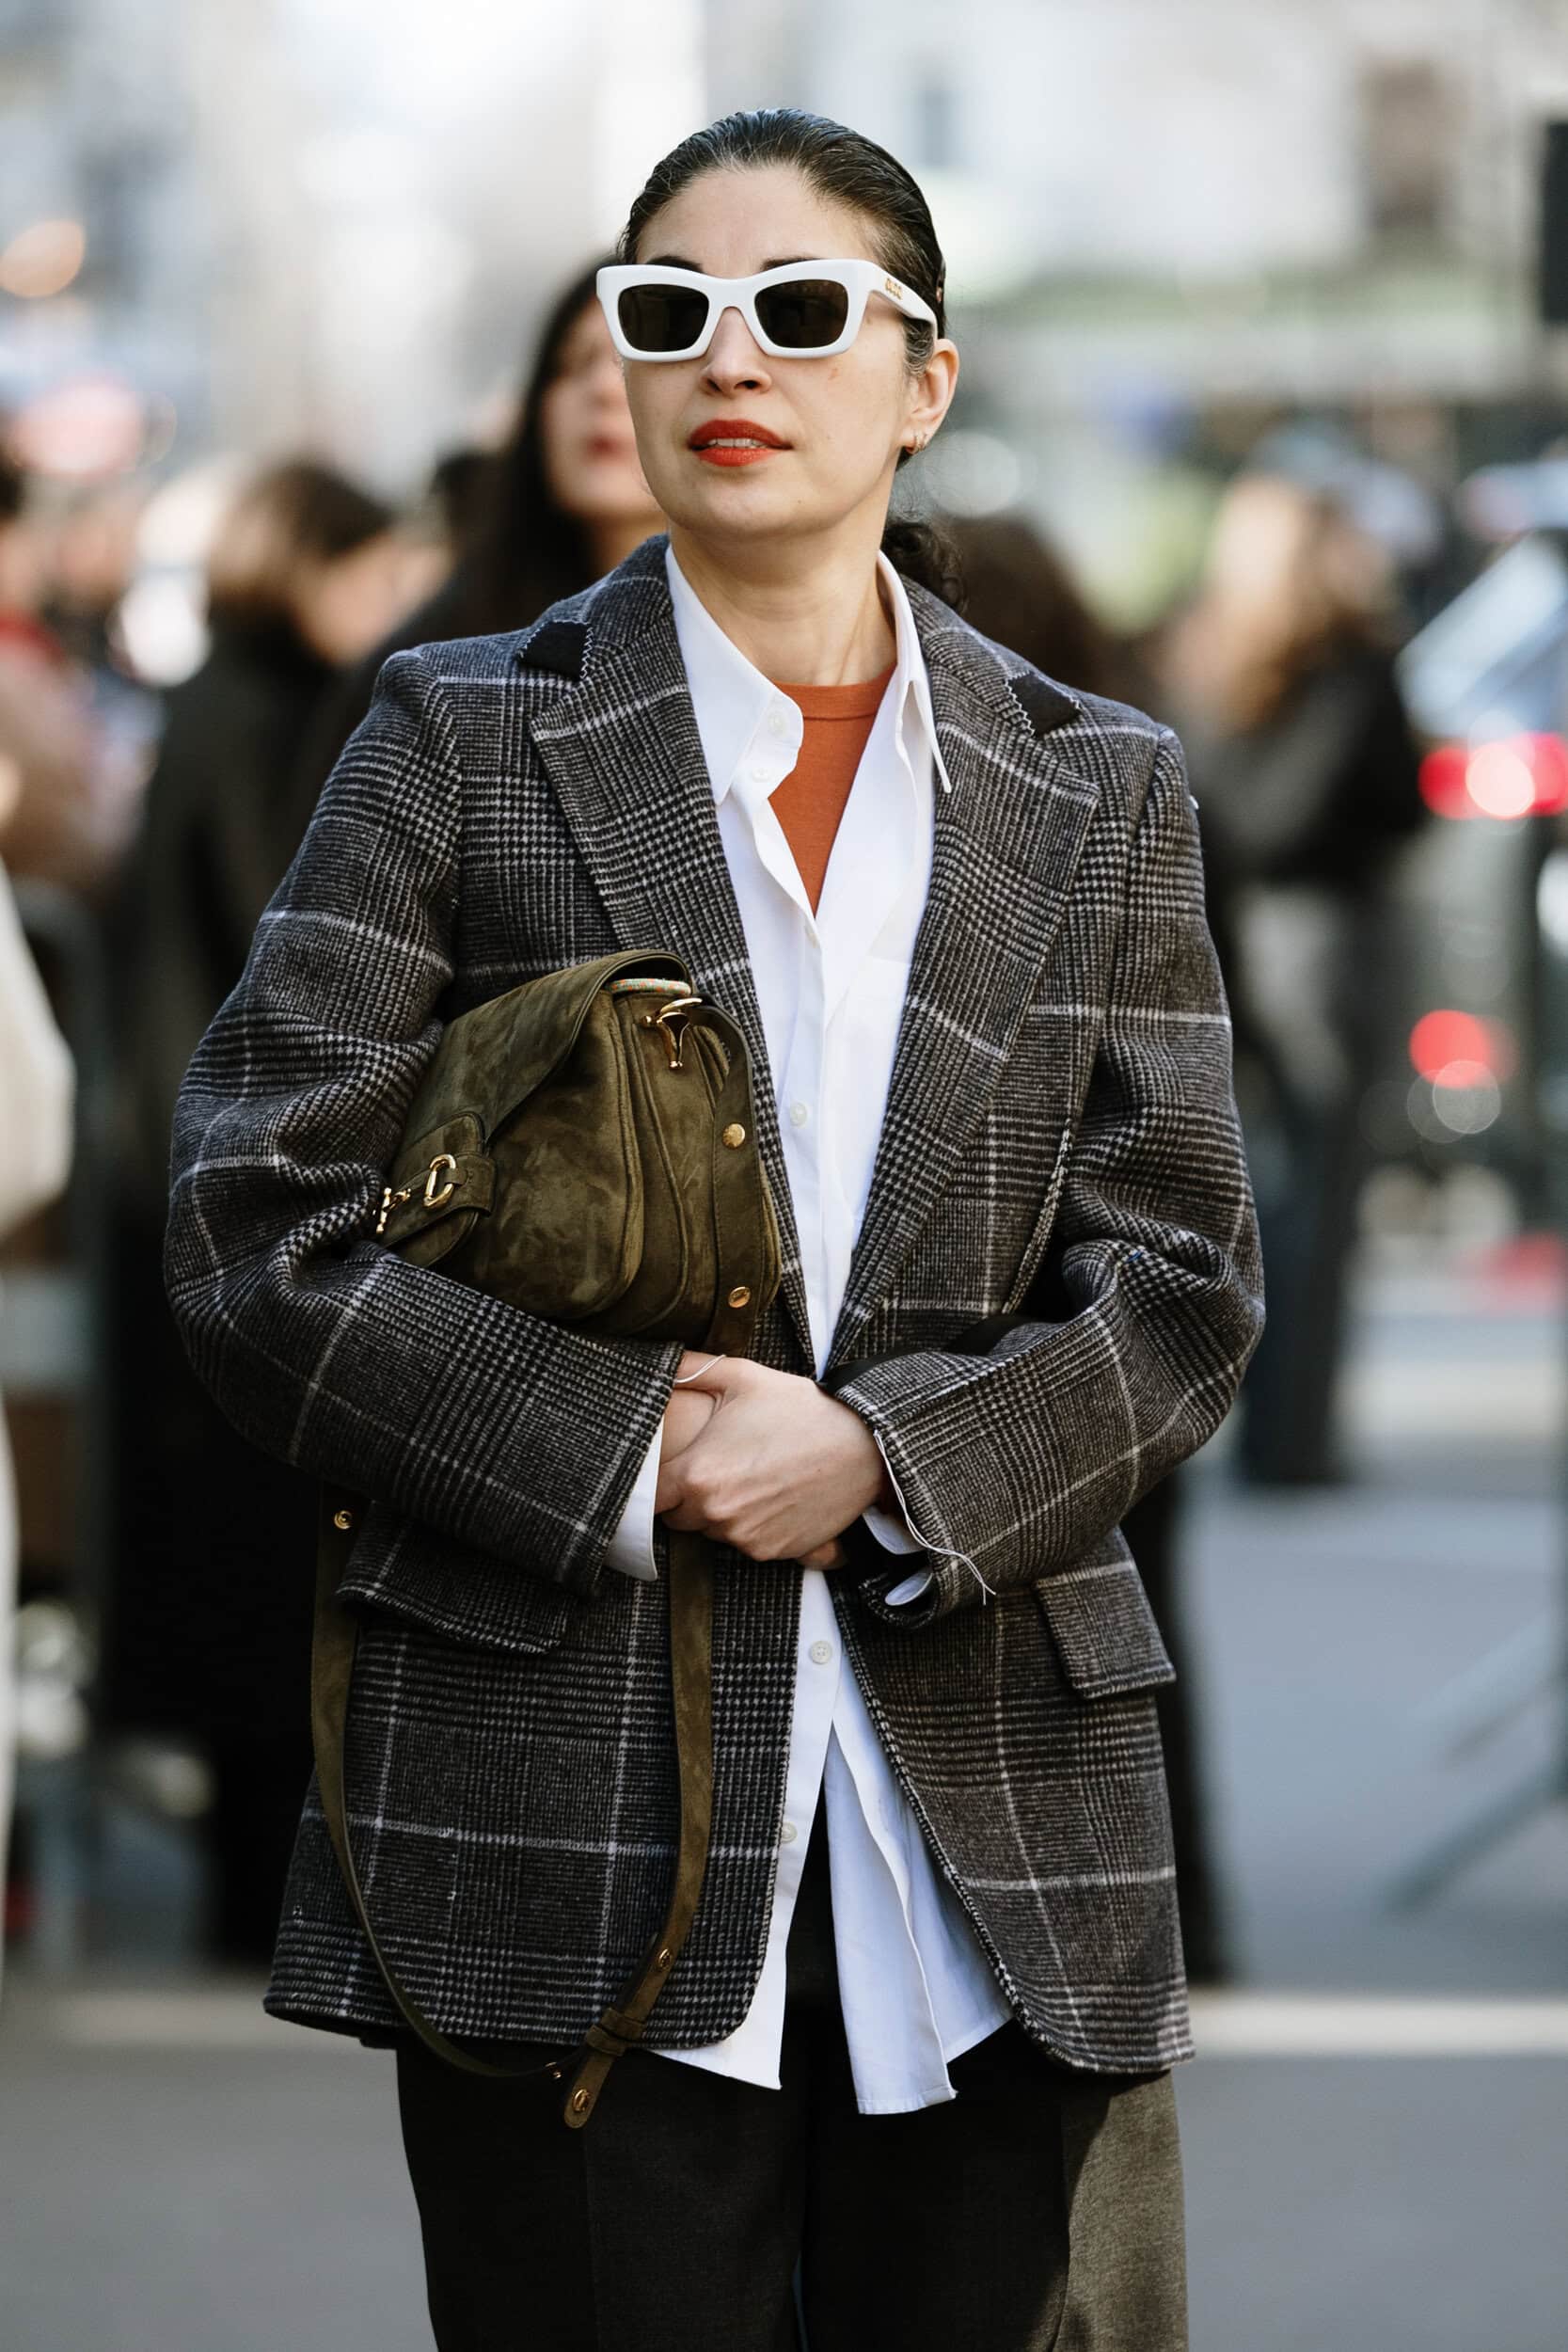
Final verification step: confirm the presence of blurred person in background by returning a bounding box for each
[944,509,1149,703]
[0,446,135,896]
[948,506,1232,1981]
[294,257,664,801]
[1156,469,1425,1486]
[40,482,162,773]
[41,482,147,680]
[100,459,408,1964]
[0,859,74,1994]
[112,459,408,1223]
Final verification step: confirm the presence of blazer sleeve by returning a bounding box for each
[825,725,1264,1628]
[164,645,684,1602]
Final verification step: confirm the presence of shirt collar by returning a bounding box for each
[664,539,953,808]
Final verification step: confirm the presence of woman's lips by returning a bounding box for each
[688,421,791,469]
[693,441,784,467]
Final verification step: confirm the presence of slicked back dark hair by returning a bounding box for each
[617,108,962,608]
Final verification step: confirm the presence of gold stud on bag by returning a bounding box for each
[311,947,783,2128]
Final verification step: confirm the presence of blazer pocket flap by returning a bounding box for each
[334,1503,576,1658]
[1035,1559,1176,1697]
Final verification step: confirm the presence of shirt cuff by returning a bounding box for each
[859,1500,931,1605]
[860,1499,924,1554]
[603,1422,662,1581]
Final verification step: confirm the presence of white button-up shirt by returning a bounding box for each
[598,541,1011,2114]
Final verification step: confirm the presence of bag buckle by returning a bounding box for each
[373,1153,462,1236]
[422,1152,460,1211]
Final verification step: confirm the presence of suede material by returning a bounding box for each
[475,998,643,1319]
[373,949,780,1338]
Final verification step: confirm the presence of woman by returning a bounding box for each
[292,259,665,806]
[166,111,1262,2349]
[1156,469,1423,1486]
[103,460,409,1961]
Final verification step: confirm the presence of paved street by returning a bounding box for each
[2,1246,1564,2350]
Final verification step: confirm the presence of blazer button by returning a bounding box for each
[727,1284,751,1308]
[721,1122,746,1148]
[332,1508,354,1532]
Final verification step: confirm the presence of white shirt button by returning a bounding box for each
[768,707,788,736]
[780,1820,799,1846]
[750,764,771,783]
[788,1101,809,1126]
[809,1639,833,1665]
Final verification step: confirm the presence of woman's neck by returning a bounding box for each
[667,518,896,686]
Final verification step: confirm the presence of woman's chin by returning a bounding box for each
[666,485,809,545]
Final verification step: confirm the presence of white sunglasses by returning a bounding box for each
[595,258,939,362]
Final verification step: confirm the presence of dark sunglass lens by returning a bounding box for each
[754,278,850,349]
[617,285,709,354]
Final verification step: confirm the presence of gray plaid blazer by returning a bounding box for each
[166,531,1262,2075]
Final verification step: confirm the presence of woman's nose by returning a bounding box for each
[701,304,770,394]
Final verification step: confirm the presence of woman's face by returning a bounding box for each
[538,301,660,529]
[620,164,956,558]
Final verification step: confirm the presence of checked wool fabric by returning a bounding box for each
[165,532,1262,2075]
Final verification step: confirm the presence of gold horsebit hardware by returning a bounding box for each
[374,1152,461,1236]
[636,993,705,1072]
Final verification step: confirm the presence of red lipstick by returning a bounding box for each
[688,417,790,468]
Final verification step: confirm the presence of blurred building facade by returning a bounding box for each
[1,0,704,489]
[8,0,1568,500]
[711,0,1568,396]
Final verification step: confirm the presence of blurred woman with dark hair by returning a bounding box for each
[942,510,1143,702]
[294,259,665,800]
[1155,469,1425,1486]
[102,458,409,1963]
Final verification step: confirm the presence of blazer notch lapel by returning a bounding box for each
[517,618,588,680]
[826,622,1102,1365]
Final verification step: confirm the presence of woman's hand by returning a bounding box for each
[660,1383,718,1463]
[655,1352,878,1569]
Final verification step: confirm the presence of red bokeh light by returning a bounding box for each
[1408,1009,1516,1084]
[1418,733,1568,820]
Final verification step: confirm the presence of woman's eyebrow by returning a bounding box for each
[641,253,829,274]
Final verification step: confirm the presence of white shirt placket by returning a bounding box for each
[601,543,1012,2111]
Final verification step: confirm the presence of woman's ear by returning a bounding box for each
[904,338,959,455]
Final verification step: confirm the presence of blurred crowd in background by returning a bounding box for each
[1,1,1564,2026]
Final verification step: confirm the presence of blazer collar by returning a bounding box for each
[662,538,954,809]
[525,532,1099,1376]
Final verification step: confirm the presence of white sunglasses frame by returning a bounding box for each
[595,258,940,362]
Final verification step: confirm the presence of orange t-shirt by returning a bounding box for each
[768,663,896,914]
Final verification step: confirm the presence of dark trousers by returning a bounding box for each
[394,1802,1188,2351]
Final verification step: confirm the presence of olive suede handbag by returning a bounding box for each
[311,947,783,2128]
